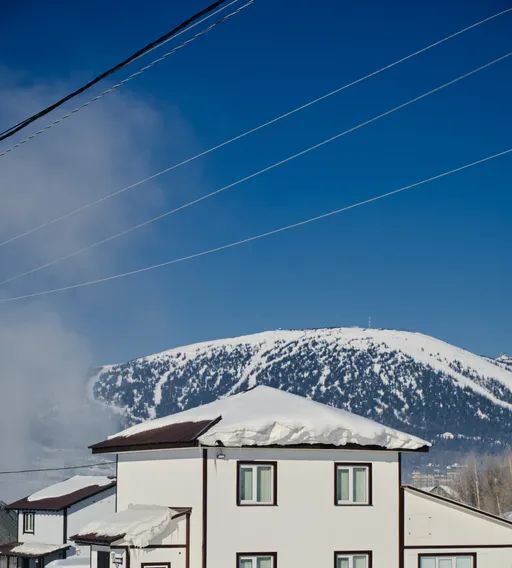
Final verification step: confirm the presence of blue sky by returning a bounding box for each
[1,0,511,363]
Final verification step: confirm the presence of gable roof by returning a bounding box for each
[91,386,430,453]
[8,476,116,511]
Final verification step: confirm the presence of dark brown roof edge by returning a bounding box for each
[7,480,116,511]
[89,418,222,454]
[93,440,429,455]
[71,533,124,545]
[403,485,512,526]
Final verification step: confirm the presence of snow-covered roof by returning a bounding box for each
[8,476,116,511]
[92,385,429,452]
[0,542,70,558]
[72,505,187,548]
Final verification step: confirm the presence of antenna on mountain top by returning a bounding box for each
[368,316,372,328]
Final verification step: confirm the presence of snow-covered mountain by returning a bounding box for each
[495,354,512,373]
[91,328,512,453]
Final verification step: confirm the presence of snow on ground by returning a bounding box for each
[47,556,90,568]
[76,505,175,548]
[111,385,430,450]
[27,476,113,502]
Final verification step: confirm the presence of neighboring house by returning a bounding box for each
[0,503,16,546]
[419,485,460,501]
[16,385,512,568]
[0,476,116,568]
[403,485,512,567]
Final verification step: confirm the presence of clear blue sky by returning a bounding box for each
[1,0,511,363]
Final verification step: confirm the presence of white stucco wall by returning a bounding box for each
[117,449,202,568]
[404,487,512,568]
[67,487,116,556]
[206,447,400,567]
[18,511,63,544]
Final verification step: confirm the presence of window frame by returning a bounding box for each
[237,461,277,506]
[334,462,372,506]
[418,553,477,568]
[236,552,277,568]
[22,512,35,534]
[334,550,372,568]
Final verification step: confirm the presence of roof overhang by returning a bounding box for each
[90,419,221,454]
[0,543,70,558]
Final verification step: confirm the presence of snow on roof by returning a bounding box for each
[27,476,113,502]
[4,542,70,557]
[504,511,512,522]
[73,505,181,548]
[105,385,430,451]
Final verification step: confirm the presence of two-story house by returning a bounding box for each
[71,386,512,568]
[0,476,116,568]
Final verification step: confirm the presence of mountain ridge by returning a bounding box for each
[91,327,512,454]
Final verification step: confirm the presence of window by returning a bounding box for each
[335,552,371,568]
[237,462,276,505]
[419,555,475,568]
[237,554,276,568]
[22,512,34,534]
[335,463,371,505]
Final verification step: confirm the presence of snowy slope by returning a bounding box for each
[91,328,512,452]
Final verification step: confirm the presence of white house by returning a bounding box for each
[70,386,512,568]
[0,477,116,568]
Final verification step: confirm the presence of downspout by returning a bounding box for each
[202,447,208,568]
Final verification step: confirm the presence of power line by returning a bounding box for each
[2,145,510,304]
[0,6,509,247]
[0,462,116,475]
[0,0,239,144]
[0,0,253,159]
[1,50,509,287]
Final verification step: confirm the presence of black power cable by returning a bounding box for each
[0,462,116,475]
[0,0,229,143]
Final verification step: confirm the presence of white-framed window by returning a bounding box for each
[419,555,475,568]
[22,512,35,534]
[237,462,276,505]
[335,552,371,568]
[335,463,371,505]
[238,554,275,568]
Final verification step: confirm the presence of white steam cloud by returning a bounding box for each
[0,69,166,500]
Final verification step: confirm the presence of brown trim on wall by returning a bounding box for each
[185,511,190,568]
[418,552,477,567]
[141,564,171,568]
[334,462,373,506]
[236,461,278,507]
[236,552,277,567]
[202,448,208,568]
[399,453,404,568]
[334,550,373,568]
[63,508,68,545]
[115,455,119,512]
[125,546,130,568]
[407,545,512,550]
